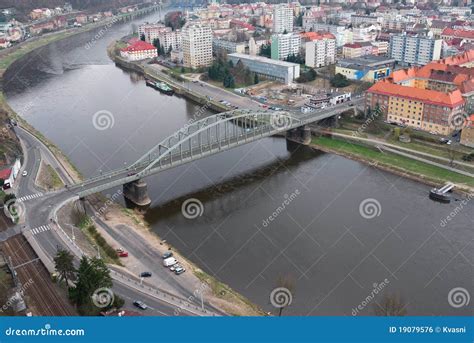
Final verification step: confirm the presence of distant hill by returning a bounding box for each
[1,0,148,18]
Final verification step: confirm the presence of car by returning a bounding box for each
[127,172,136,176]
[133,300,148,310]
[139,272,152,278]
[117,251,128,257]
[175,267,186,275]
[170,263,182,272]
[163,257,178,267]
[22,171,28,177]
[162,251,173,259]
[116,248,124,253]
[192,80,199,83]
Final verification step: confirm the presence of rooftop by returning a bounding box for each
[337,55,396,68]
[121,40,156,52]
[228,53,300,67]
[368,81,465,108]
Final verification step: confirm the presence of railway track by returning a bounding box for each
[0,234,75,316]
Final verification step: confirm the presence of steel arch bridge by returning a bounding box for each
[71,99,361,198]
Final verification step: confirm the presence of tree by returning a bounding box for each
[54,248,76,287]
[259,44,271,58]
[223,74,235,88]
[254,73,259,84]
[374,293,407,316]
[273,275,295,317]
[70,256,113,315]
[4,193,16,204]
[140,33,145,41]
[0,178,4,187]
[330,73,350,88]
[295,13,303,27]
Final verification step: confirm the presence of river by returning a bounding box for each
[4,12,473,316]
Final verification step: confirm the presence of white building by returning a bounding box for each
[228,53,300,84]
[305,36,336,68]
[273,4,293,34]
[182,24,213,69]
[271,33,301,60]
[120,40,158,61]
[389,34,442,66]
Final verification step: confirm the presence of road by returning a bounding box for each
[8,126,211,316]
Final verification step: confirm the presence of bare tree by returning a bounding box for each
[374,293,407,316]
[272,274,295,317]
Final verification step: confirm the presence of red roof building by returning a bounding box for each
[120,40,158,61]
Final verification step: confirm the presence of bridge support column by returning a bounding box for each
[286,125,311,145]
[123,179,151,207]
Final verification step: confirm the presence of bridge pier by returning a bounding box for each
[286,125,312,145]
[123,179,151,207]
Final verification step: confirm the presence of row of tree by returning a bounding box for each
[208,52,258,88]
[54,248,123,315]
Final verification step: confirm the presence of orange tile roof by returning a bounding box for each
[442,28,474,40]
[301,31,335,41]
[367,81,465,108]
[388,67,418,83]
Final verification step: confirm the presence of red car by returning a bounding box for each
[117,251,128,257]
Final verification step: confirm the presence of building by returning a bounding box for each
[0,38,11,49]
[273,4,293,34]
[305,33,336,68]
[441,28,474,44]
[249,37,268,56]
[213,38,247,54]
[336,55,395,82]
[367,82,465,135]
[460,114,474,147]
[365,51,474,135]
[351,15,380,27]
[120,40,158,61]
[271,33,301,60]
[342,42,374,58]
[182,24,213,69]
[389,34,442,66]
[228,53,300,84]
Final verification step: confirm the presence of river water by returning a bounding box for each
[4,12,473,316]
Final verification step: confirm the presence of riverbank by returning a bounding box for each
[108,40,230,113]
[310,135,474,194]
[0,15,265,316]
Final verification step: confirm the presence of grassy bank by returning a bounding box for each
[311,136,474,189]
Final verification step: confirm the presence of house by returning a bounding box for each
[460,114,474,147]
[120,40,158,61]
[0,38,11,49]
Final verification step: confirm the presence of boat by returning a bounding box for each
[155,81,174,95]
[145,79,174,95]
[429,183,454,203]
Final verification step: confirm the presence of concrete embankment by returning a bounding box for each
[109,48,229,113]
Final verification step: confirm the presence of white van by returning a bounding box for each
[163,257,177,267]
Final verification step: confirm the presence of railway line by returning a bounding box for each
[0,235,75,316]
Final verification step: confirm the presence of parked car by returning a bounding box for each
[162,251,173,259]
[22,171,28,177]
[117,251,128,258]
[170,263,182,272]
[139,272,152,278]
[175,267,186,275]
[133,300,148,310]
[163,257,178,267]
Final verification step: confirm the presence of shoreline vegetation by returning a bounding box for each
[0,13,266,317]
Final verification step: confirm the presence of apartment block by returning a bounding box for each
[271,33,301,60]
[389,34,442,66]
[305,34,336,68]
[273,4,293,34]
[182,24,213,69]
